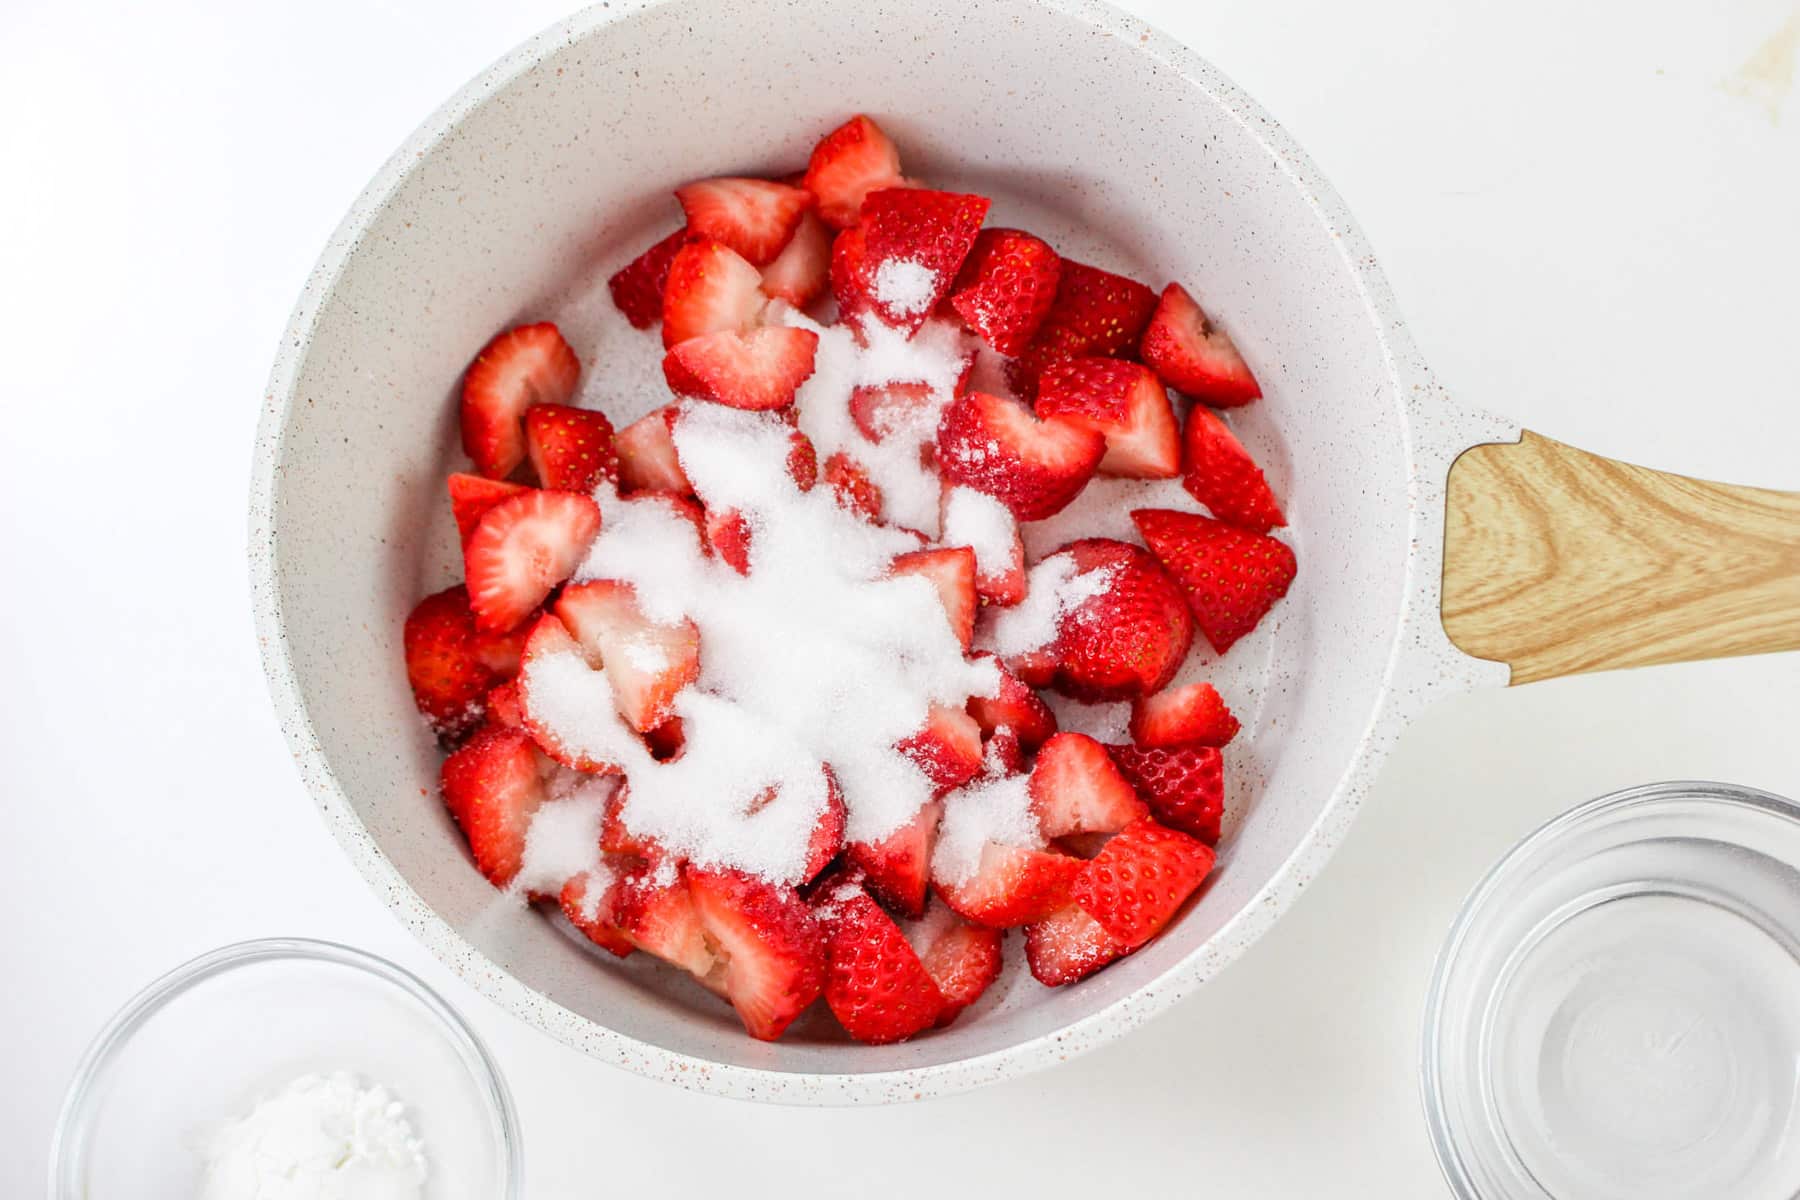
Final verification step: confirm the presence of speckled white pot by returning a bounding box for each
[251,0,1520,1103]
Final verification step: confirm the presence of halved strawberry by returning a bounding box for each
[814,880,944,1044]
[1130,682,1239,749]
[890,546,977,650]
[1029,731,1148,838]
[1140,282,1261,407]
[898,703,984,792]
[663,326,819,410]
[939,485,1027,605]
[448,474,531,545]
[964,653,1058,750]
[463,490,602,633]
[555,579,700,734]
[1007,260,1157,397]
[484,679,526,731]
[906,903,1004,1026]
[936,391,1104,521]
[460,322,582,478]
[559,869,635,958]
[759,210,832,307]
[440,725,550,886]
[934,841,1083,928]
[661,241,766,348]
[849,380,934,443]
[675,177,813,266]
[612,865,721,979]
[803,114,904,229]
[1025,902,1131,986]
[1181,406,1284,533]
[684,867,827,1041]
[1106,744,1224,844]
[829,224,874,320]
[1131,508,1296,653]
[404,586,500,739]
[524,404,617,492]
[1070,816,1215,947]
[858,187,990,335]
[823,452,883,522]
[608,228,691,329]
[516,613,627,774]
[1035,357,1180,479]
[948,227,1062,356]
[615,407,693,495]
[846,799,941,918]
[1049,538,1194,701]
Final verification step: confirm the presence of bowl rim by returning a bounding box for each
[47,936,523,1199]
[248,0,1504,1103]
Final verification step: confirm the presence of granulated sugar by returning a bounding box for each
[977,551,1115,660]
[940,485,1018,581]
[871,258,939,317]
[510,773,617,900]
[931,769,1042,887]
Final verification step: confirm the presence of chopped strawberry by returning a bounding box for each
[1007,260,1157,397]
[1029,731,1148,838]
[948,227,1062,355]
[1181,405,1284,533]
[524,404,617,492]
[1140,282,1261,407]
[890,546,977,650]
[1130,682,1239,749]
[661,240,766,348]
[907,904,1004,1026]
[823,452,883,522]
[858,187,991,334]
[935,390,1104,520]
[849,380,935,443]
[643,717,685,761]
[803,114,904,229]
[846,799,941,918]
[460,322,582,478]
[801,771,848,884]
[404,586,500,739]
[1131,508,1296,653]
[1106,744,1224,844]
[982,726,1026,776]
[1035,357,1180,479]
[675,177,813,266]
[1071,816,1215,947]
[470,618,530,680]
[463,490,602,633]
[964,653,1057,750]
[485,679,526,731]
[759,210,832,307]
[663,326,819,410]
[611,865,720,979]
[814,880,944,1044]
[684,867,827,1041]
[934,841,1083,928]
[559,870,634,958]
[608,228,690,329]
[785,429,819,490]
[1048,538,1193,701]
[829,224,874,320]
[615,407,693,495]
[448,474,531,545]
[939,485,1027,606]
[898,703,984,792]
[704,505,754,575]
[1025,902,1131,986]
[439,725,549,886]
[516,613,626,774]
[599,785,663,857]
[556,579,700,734]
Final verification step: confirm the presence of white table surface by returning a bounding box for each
[4,0,1797,1193]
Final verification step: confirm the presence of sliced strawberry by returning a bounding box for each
[890,546,977,650]
[936,390,1104,520]
[803,114,904,229]
[675,177,813,266]
[485,679,526,731]
[608,228,690,329]
[814,880,944,1044]
[612,865,721,979]
[1131,682,1240,749]
[559,869,635,958]
[661,241,766,348]
[898,703,984,792]
[704,505,754,575]
[858,187,991,334]
[615,407,692,495]
[516,613,626,774]
[948,227,1062,356]
[907,904,1004,1026]
[439,725,549,886]
[849,380,934,443]
[829,224,874,320]
[1035,357,1180,479]
[846,799,941,918]
[556,579,700,734]
[663,326,819,411]
[524,404,617,492]
[964,653,1058,750]
[1131,508,1296,653]
[759,210,832,307]
[684,867,827,1041]
[939,485,1027,605]
[1071,816,1215,947]
[403,586,499,740]
[1140,282,1261,407]
[823,452,883,522]
[934,841,1083,928]
[448,474,531,545]
[1007,260,1157,397]
[1181,405,1284,533]
[1106,744,1224,844]
[460,322,582,478]
[1029,731,1149,838]
[1025,902,1131,986]
[463,490,602,633]
[802,771,848,884]
[1049,538,1193,701]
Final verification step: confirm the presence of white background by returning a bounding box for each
[3,0,1797,1193]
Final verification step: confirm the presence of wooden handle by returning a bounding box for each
[1441,431,1800,684]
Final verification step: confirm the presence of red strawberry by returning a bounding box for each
[908,905,1003,1026]
[1048,538,1194,701]
[463,490,602,633]
[846,799,941,918]
[608,228,691,329]
[516,613,625,774]
[982,726,1026,776]
[898,703,984,792]
[890,546,977,650]
[556,579,700,734]
[615,407,692,495]
[448,474,531,545]
[484,679,526,731]
[759,210,832,307]
[611,865,720,979]
[939,485,1027,605]
[829,224,874,320]
[704,505,754,574]
[1106,744,1224,844]
[823,452,883,522]
[1140,282,1261,407]
[675,177,813,266]
[1029,731,1149,838]
[934,841,1083,928]
[1131,508,1295,653]
[785,429,819,490]
[1130,682,1239,749]
[661,241,766,348]
[643,717,685,761]
[559,869,635,958]
[803,114,904,229]
[1035,357,1180,479]
[1007,260,1157,397]
[936,390,1104,521]
[460,322,582,478]
[858,188,991,334]
[1025,902,1131,986]
[684,867,827,1041]
[599,785,662,857]
[814,880,944,1044]
[1181,405,1284,533]
[524,404,617,492]
[404,586,500,739]
[439,725,549,886]
[802,772,848,884]
[947,227,1062,356]
[663,327,819,410]
[849,380,934,443]
[1070,816,1215,947]
[964,653,1057,750]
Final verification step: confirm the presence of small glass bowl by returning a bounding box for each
[1423,781,1800,1199]
[50,937,521,1199]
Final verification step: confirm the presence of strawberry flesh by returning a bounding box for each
[964,653,1058,750]
[440,725,549,887]
[448,474,530,545]
[663,326,819,411]
[684,867,827,1041]
[890,546,977,650]
[460,322,581,478]
[661,241,766,348]
[555,579,700,734]
[803,114,904,229]
[758,210,833,307]
[846,799,941,918]
[933,841,1082,929]
[1130,681,1240,749]
[1025,902,1131,986]
[897,703,984,793]
[462,489,602,634]
[1035,356,1180,479]
[675,177,813,266]
[1029,731,1149,838]
[936,390,1104,521]
[615,407,693,495]
[1140,282,1261,407]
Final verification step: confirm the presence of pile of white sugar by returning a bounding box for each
[199,1071,426,1200]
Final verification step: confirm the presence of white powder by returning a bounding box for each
[199,1072,426,1200]
[940,485,1018,581]
[872,258,939,317]
[930,770,1042,887]
[509,773,616,899]
[977,551,1116,660]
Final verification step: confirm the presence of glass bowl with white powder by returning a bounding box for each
[50,937,519,1200]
